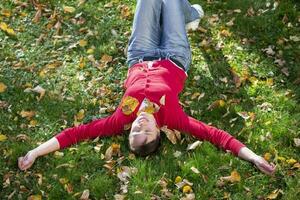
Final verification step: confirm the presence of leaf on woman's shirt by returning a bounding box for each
[121,96,139,115]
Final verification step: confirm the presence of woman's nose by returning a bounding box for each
[133,134,147,146]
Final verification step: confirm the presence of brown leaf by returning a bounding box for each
[16,134,30,141]
[230,69,241,88]
[63,6,76,13]
[161,126,178,144]
[20,110,36,120]
[32,6,42,23]
[101,54,113,63]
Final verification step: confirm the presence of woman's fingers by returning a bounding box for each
[18,151,37,171]
[256,158,276,175]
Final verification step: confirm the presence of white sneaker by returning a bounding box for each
[186,4,204,31]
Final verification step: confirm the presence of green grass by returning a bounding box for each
[1,0,299,199]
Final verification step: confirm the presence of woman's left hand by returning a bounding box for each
[253,156,276,175]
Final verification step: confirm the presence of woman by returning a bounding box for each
[18,0,275,175]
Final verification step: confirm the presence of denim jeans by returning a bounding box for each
[127,0,200,71]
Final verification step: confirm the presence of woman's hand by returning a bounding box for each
[18,150,38,171]
[252,155,276,175]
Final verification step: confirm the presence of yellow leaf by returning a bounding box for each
[182,185,193,193]
[112,143,120,153]
[175,176,182,184]
[46,61,62,69]
[87,48,94,54]
[221,170,241,183]
[121,96,139,115]
[0,134,8,142]
[79,57,86,68]
[27,195,42,200]
[264,153,272,161]
[277,156,286,162]
[0,22,16,36]
[220,29,232,37]
[59,177,69,184]
[1,9,11,17]
[207,99,226,110]
[75,109,85,121]
[29,120,38,127]
[63,6,76,13]
[286,158,297,165]
[79,39,87,47]
[0,82,7,93]
[266,189,282,199]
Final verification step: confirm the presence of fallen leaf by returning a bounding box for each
[161,126,178,144]
[0,134,8,142]
[187,141,202,151]
[190,166,200,174]
[101,54,113,63]
[16,134,30,141]
[294,138,300,147]
[220,170,241,183]
[207,100,225,110]
[32,5,42,23]
[180,193,195,200]
[264,153,272,161]
[27,195,42,200]
[63,6,76,13]
[182,185,193,193]
[266,189,283,199]
[54,151,64,158]
[114,194,125,200]
[286,158,297,165]
[281,68,289,77]
[121,96,139,115]
[175,176,182,184]
[292,163,300,169]
[0,82,7,93]
[1,9,11,17]
[75,109,85,121]
[220,29,232,37]
[24,85,46,100]
[20,110,36,120]
[159,95,166,106]
[80,189,89,200]
[79,39,87,47]
[0,22,16,36]
[120,5,131,19]
[263,46,276,56]
[290,36,300,42]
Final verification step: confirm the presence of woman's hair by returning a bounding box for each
[130,134,161,157]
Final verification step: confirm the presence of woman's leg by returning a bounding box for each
[160,0,200,71]
[127,0,163,67]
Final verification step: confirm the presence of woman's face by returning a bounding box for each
[129,112,160,150]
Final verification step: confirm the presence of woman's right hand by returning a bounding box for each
[18,150,38,171]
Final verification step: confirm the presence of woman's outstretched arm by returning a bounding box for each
[172,112,276,175]
[18,137,60,171]
[18,107,134,171]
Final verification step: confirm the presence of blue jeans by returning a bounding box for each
[127,0,200,71]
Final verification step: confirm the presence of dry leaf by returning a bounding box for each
[16,134,30,141]
[161,126,178,144]
[294,138,300,147]
[230,69,242,88]
[80,189,89,200]
[180,193,195,200]
[63,6,76,13]
[207,99,225,110]
[159,95,166,106]
[79,39,87,47]
[292,163,300,169]
[266,189,283,199]
[187,141,202,151]
[54,151,64,158]
[120,5,131,19]
[286,158,297,165]
[114,194,125,200]
[220,29,232,37]
[101,54,113,63]
[190,166,200,174]
[0,82,7,93]
[24,85,46,100]
[20,110,36,120]
[220,170,241,183]
[0,134,8,142]
[27,195,42,200]
[182,185,193,193]
[33,6,42,23]
[121,96,139,115]
[75,109,85,121]
[1,9,11,17]
[264,152,272,161]
[0,22,16,36]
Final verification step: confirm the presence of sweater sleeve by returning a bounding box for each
[55,108,134,149]
[172,111,245,156]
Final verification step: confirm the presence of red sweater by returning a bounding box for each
[55,60,245,155]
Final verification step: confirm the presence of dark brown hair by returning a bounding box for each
[130,134,161,157]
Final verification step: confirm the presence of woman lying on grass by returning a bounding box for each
[18,0,275,175]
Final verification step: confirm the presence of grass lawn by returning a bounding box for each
[0,0,299,199]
